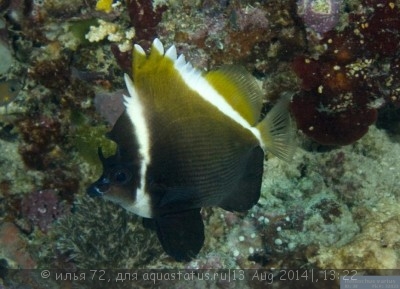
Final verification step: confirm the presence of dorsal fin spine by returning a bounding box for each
[131,38,296,161]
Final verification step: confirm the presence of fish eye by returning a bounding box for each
[111,169,132,184]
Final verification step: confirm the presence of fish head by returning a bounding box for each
[87,147,139,205]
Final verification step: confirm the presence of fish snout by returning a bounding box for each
[87,177,110,197]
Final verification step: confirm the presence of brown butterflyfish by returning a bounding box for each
[87,38,295,261]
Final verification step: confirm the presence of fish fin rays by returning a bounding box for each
[132,39,175,84]
[130,39,261,132]
[219,146,263,212]
[257,94,296,162]
[132,44,147,72]
[153,209,204,261]
[205,66,264,126]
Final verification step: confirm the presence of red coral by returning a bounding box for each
[290,91,377,146]
[111,43,132,74]
[126,0,167,47]
[352,0,400,57]
[290,0,399,145]
[291,55,377,145]
[17,115,63,170]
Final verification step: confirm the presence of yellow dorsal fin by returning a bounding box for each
[205,66,264,126]
[256,93,296,162]
[132,43,147,73]
[132,39,172,81]
[129,39,262,132]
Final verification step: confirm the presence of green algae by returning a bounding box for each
[68,18,100,46]
[70,111,116,176]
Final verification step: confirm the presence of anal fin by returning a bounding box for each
[142,217,157,231]
[154,209,204,262]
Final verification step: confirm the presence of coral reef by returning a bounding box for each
[177,124,400,272]
[291,0,400,145]
[297,0,343,34]
[0,0,399,287]
[20,189,69,233]
[126,0,167,46]
[158,0,304,73]
[35,196,162,269]
[0,222,36,269]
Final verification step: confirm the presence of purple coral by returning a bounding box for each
[21,189,68,233]
[297,0,342,34]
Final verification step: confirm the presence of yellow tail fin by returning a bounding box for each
[256,94,296,162]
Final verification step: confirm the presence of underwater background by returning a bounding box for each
[0,0,399,288]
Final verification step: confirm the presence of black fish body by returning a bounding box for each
[87,39,295,261]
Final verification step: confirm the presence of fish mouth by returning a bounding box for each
[86,178,110,197]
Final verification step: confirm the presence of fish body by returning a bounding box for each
[87,39,295,261]
[0,79,21,106]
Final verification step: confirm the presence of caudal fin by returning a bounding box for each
[256,94,296,162]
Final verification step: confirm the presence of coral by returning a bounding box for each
[0,140,44,234]
[0,222,36,269]
[297,0,343,34]
[289,73,378,145]
[36,196,162,269]
[111,43,132,74]
[310,202,400,269]
[15,108,81,203]
[85,20,135,53]
[126,0,167,46]
[157,0,304,81]
[234,6,269,31]
[96,0,113,13]
[267,125,400,269]
[30,56,71,90]
[352,0,400,57]
[0,0,399,282]
[290,0,400,145]
[20,189,69,233]
[41,0,89,19]
[17,115,63,170]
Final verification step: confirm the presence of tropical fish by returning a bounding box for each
[87,38,295,261]
[0,79,21,107]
